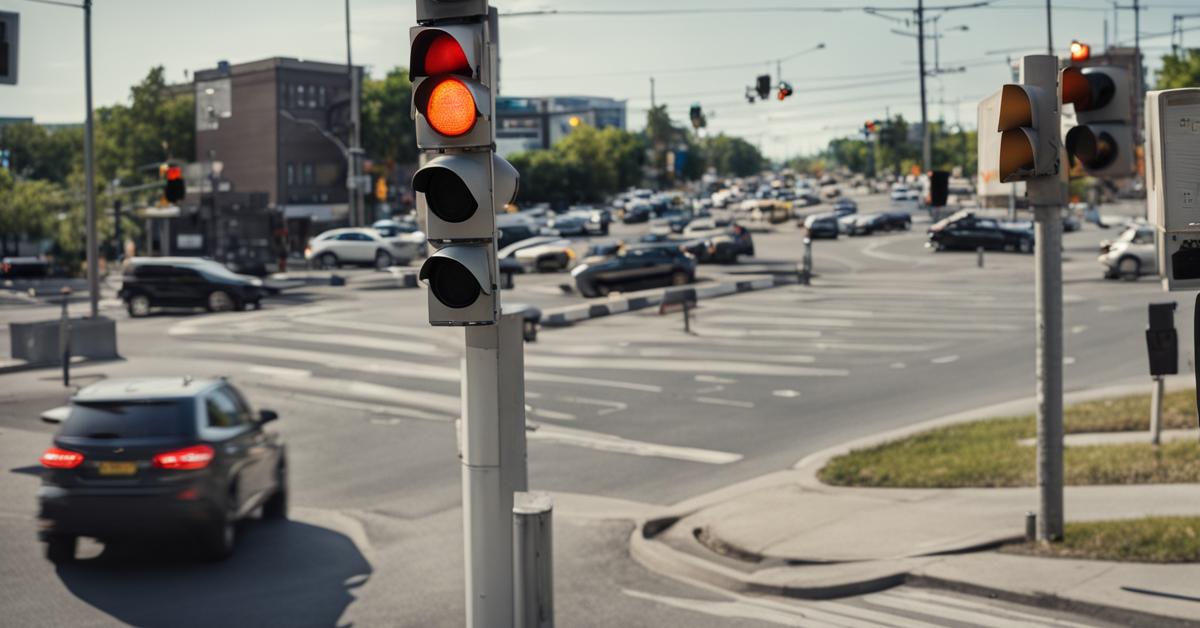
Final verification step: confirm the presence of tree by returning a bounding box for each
[93,66,194,184]
[507,124,648,206]
[0,169,64,256]
[0,122,82,184]
[1157,49,1200,90]
[362,68,418,168]
[702,134,764,177]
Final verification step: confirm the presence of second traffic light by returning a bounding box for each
[162,164,185,204]
[1061,66,1133,178]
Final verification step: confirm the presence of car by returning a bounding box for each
[305,228,414,269]
[839,213,876,236]
[682,221,755,263]
[36,377,286,562]
[803,213,840,239]
[880,211,913,231]
[622,202,654,224]
[546,210,592,236]
[120,257,265,317]
[496,214,542,249]
[1099,224,1157,280]
[831,198,858,217]
[371,219,427,262]
[498,236,576,273]
[650,209,694,234]
[927,214,1034,253]
[891,184,920,203]
[1,256,51,279]
[571,245,697,298]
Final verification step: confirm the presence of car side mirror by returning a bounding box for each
[258,409,279,424]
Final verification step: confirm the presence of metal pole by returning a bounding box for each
[682,300,691,334]
[802,237,812,285]
[1007,59,1019,222]
[462,313,526,628]
[977,246,984,268]
[83,0,98,318]
[1045,0,1053,54]
[345,0,362,227]
[513,492,554,628]
[1151,375,1164,445]
[917,1,931,172]
[60,287,72,387]
[649,77,655,108]
[1034,204,1064,542]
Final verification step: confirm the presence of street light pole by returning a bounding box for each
[916,0,931,172]
[1045,0,1053,54]
[345,0,363,227]
[82,0,98,318]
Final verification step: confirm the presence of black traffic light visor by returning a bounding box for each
[1065,126,1117,170]
[413,166,478,223]
[419,246,493,309]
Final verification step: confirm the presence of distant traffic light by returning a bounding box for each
[412,1,517,326]
[374,176,388,202]
[928,170,950,207]
[777,81,793,101]
[1061,66,1134,178]
[0,11,18,86]
[756,74,771,101]
[1069,40,1090,62]
[689,103,706,129]
[161,164,185,204]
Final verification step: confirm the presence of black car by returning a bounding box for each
[831,198,858,217]
[120,258,265,317]
[622,203,653,224]
[571,245,697,298]
[651,209,693,234]
[1,256,52,279]
[880,211,913,231]
[803,213,840,239]
[37,377,286,561]
[927,214,1034,253]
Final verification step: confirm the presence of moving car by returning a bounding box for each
[37,377,286,562]
[371,219,427,262]
[927,214,1034,253]
[622,202,654,224]
[571,245,696,298]
[831,198,858,217]
[803,213,840,239]
[305,228,415,269]
[1,257,52,279]
[498,236,576,273]
[120,257,265,317]
[682,220,755,263]
[1099,223,1157,280]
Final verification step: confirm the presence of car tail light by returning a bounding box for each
[153,444,214,470]
[41,447,84,469]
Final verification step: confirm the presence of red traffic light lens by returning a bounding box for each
[166,166,183,181]
[1069,41,1090,62]
[425,33,470,76]
[426,79,477,137]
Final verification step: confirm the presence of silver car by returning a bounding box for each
[305,227,415,270]
[1099,224,1156,280]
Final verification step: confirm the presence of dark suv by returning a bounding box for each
[120,257,265,316]
[37,377,286,561]
[571,244,696,297]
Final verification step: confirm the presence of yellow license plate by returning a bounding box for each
[97,461,138,476]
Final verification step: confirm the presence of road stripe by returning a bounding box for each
[247,365,312,379]
[534,344,817,364]
[892,589,1096,628]
[696,375,737,384]
[865,592,1042,627]
[285,393,455,423]
[246,374,461,415]
[556,396,627,416]
[931,355,960,364]
[530,425,741,465]
[252,331,441,356]
[525,355,848,377]
[695,397,755,409]
[706,315,1019,333]
[773,390,801,398]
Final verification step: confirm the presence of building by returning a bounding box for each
[496,95,626,156]
[193,57,362,252]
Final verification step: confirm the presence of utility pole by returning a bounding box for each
[82,0,98,318]
[1045,0,1053,54]
[649,76,656,109]
[916,0,931,172]
[345,0,363,227]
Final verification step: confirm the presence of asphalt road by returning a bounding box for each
[0,195,1162,626]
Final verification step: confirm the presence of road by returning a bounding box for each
[0,196,1163,626]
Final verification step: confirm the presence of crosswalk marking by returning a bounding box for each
[865,591,1046,628]
[530,424,743,465]
[525,355,849,377]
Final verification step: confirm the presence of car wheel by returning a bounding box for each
[374,250,394,270]
[595,284,611,297]
[252,300,263,311]
[671,271,690,286]
[202,492,238,560]
[207,290,235,313]
[45,535,77,563]
[317,252,339,269]
[127,294,151,317]
[262,462,288,520]
[1018,238,1034,254]
[1118,256,1141,281]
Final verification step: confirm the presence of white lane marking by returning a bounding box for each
[525,355,848,377]
[252,331,440,356]
[866,592,1045,628]
[525,391,543,399]
[696,375,738,384]
[247,365,312,379]
[284,393,455,423]
[530,425,742,465]
[556,396,627,416]
[247,375,460,415]
[527,406,576,421]
[1064,356,1076,365]
[706,315,1019,333]
[890,362,907,369]
[295,315,460,345]
[167,303,354,337]
[772,390,801,398]
[709,302,1029,324]
[621,589,815,626]
[1098,304,1119,312]
[931,355,960,364]
[695,385,725,394]
[812,341,934,353]
[525,371,663,394]
[892,588,1096,628]
[861,238,930,265]
[695,327,823,340]
[633,347,818,364]
[1070,325,1088,334]
[695,397,755,409]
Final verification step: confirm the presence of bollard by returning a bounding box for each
[1025,511,1037,542]
[801,237,813,285]
[1150,375,1165,445]
[682,300,691,334]
[514,492,554,628]
[977,246,984,268]
[59,286,72,387]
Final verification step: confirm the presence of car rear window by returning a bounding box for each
[60,400,195,439]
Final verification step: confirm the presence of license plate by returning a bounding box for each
[97,461,138,476]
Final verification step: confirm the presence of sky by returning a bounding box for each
[0,0,1194,160]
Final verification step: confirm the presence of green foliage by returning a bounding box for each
[1156,49,1200,90]
[93,66,194,184]
[1009,517,1200,563]
[819,115,975,177]
[362,68,418,168]
[507,124,648,206]
[0,122,82,183]
[702,134,764,177]
[819,390,1200,488]
[0,169,64,255]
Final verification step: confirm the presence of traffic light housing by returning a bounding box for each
[162,164,185,204]
[689,103,706,129]
[1061,66,1134,178]
[978,55,1064,206]
[777,81,793,101]
[928,170,950,207]
[413,2,514,326]
[756,75,771,101]
[0,11,17,86]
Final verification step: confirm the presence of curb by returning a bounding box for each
[541,273,798,328]
[0,355,115,376]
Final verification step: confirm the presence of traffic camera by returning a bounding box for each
[1061,66,1134,178]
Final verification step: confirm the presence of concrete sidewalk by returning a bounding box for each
[632,380,1200,626]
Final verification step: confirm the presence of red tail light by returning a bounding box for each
[41,447,84,469]
[153,445,214,470]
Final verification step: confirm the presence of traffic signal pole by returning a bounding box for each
[1033,203,1064,541]
[83,0,98,318]
[916,0,931,172]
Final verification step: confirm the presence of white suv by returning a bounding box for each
[305,228,413,270]
[1099,224,1157,280]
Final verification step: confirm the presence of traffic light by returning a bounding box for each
[374,176,388,202]
[0,11,16,86]
[928,170,950,207]
[1061,66,1133,178]
[1069,40,1090,62]
[993,71,1059,182]
[689,103,706,129]
[412,1,517,326]
[777,81,793,101]
[161,164,185,204]
[756,74,771,101]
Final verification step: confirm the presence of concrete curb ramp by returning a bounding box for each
[541,275,794,328]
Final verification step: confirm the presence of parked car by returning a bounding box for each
[571,245,696,298]
[927,214,1034,253]
[305,228,414,269]
[496,214,541,249]
[37,377,286,562]
[1,256,51,279]
[890,184,920,203]
[1099,224,1156,280]
[120,257,265,317]
[803,213,840,239]
[650,209,694,234]
[880,211,913,231]
[622,202,654,224]
[371,219,426,262]
[831,198,858,217]
[498,236,576,273]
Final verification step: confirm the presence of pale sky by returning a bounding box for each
[0,0,1192,160]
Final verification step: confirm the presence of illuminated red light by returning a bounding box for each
[166,166,183,181]
[426,79,477,137]
[1070,41,1090,62]
[425,33,470,76]
[41,447,84,469]
[153,444,214,470]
